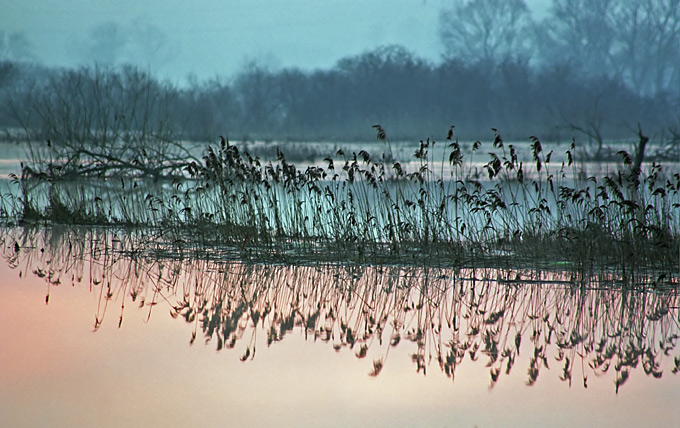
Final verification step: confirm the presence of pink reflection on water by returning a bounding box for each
[1,250,679,427]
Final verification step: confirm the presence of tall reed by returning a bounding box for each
[6,128,679,275]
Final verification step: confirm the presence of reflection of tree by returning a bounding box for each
[2,226,678,391]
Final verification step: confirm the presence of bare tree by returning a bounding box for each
[10,65,198,181]
[609,0,680,96]
[542,0,680,96]
[233,60,284,137]
[438,0,534,64]
[540,0,614,74]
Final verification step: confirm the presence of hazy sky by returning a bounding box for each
[2,0,551,84]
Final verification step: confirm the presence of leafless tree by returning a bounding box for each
[9,65,199,181]
[542,0,680,96]
[439,0,534,64]
[610,0,680,96]
[539,0,614,73]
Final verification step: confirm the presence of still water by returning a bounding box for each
[1,226,678,427]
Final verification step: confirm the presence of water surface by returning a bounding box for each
[1,226,678,427]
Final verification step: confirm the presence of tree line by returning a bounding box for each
[1,49,676,147]
[440,0,680,98]
[0,0,678,145]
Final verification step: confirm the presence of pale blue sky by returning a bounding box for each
[2,0,551,83]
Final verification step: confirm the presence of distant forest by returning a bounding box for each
[1,0,678,145]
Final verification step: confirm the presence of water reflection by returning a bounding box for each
[2,225,678,393]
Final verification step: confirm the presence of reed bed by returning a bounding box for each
[4,128,679,274]
[2,226,678,390]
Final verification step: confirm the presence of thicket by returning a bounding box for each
[1,47,678,145]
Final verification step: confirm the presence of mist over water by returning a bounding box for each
[1,2,679,427]
[2,0,448,82]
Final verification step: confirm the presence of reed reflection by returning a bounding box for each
[2,226,678,393]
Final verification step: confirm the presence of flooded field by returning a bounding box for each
[1,135,679,427]
[1,225,679,427]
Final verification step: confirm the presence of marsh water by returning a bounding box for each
[1,141,679,427]
[1,226,679,427]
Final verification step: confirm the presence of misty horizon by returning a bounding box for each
[3,0,553,83]
[1,0,678,144]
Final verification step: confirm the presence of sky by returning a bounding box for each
[2,0,551,84]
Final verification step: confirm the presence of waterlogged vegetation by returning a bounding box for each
[2,226,678,392]
[2,4,680,423]
[0,118,678,428]
[0,91,678,398]
[2,125,679,280]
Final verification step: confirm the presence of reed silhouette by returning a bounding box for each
[5,127,678,279]
[2,226,678,392]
